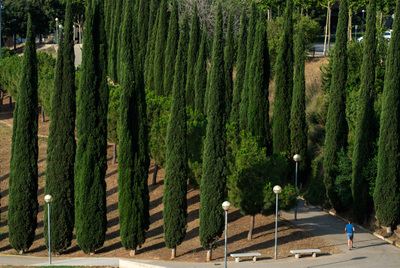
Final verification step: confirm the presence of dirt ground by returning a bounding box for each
[0,94,342,263]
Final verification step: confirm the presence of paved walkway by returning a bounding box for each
[0,200,399,267]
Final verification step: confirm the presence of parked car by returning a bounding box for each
[357,30,392,43]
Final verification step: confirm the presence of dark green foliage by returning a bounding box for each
[290,25,308,176]
[163,1,179,95]
[352,0,377,224]
[8,14,38,253]
[186,3,201,109]
[109,0,123,82]
[374,0,400,228]
[272,0,294,155]
[145,7,160,91]
[262,183,297,215]
[247,12,271,152]
[163,13,190,249]
[199,4,226,250]
[230,9,247,124]
[194,28,208,113]
[323,0,349,212]
[107,84,120,145]
[153,0,168,95]
[224,13,235,119]
[334,149,353,208]
[118,0,150,250]
[74,0,108,253]
[44,0,76,254]
[239,2,256,131]
[138,0,150,65]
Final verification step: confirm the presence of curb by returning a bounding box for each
[316,205,400,249]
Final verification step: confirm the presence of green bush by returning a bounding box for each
[334,149,352,208]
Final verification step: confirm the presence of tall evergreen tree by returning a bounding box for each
[352,0,377,224]
[230,9,247,124]
[163,13,190,259]
[163,0,179,95]
[239,2,257,131]
[289,25,307,176]
[109,0,123,82]
[145,5,160,91]
[153,0,168,95]
[194,28,208,113]
[323,0,349,212]
[247,11,271,151]
[224,12,235,118]
[272,0,294,155]
[199,4,226,262]
[374,0,400,235]
[186,3,201,109]
[44,0,76,254]
[118,0,150,255]
[75,0,108,254]
[138,0,150,65]
[8,13,38,254]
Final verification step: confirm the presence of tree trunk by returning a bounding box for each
[130,249,136,256]
[19,249,24,254]
[152,163,159,185]
[386,226,392,237]
[206,247,212,262]
[247,215,255,240]
[327,3,331,53]
[9,96,12,108]
[323,6,329,56]
[267,9,271,21]
[41,105,45,122]
[112,143,117,164]
[171,246,176,259]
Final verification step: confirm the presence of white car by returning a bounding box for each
[357,30,392,43]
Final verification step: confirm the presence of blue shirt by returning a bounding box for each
[346,224,354,234]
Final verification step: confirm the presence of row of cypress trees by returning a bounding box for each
[8,0,309,257]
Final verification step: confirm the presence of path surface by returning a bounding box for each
[0,200,399,267]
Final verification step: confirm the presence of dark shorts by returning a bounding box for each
[347,233,354,240]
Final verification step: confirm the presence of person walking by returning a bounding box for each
[345,220,355,250]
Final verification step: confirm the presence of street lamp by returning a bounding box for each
[293,154,301,220]
[55,18,59,44]
[44,194,53,265]
[0,0,4,65]
[222,201,231,268]
[58,24,63,44]
[273,185,282,260]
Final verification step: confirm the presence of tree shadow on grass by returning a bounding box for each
[107,216,119,229]
[105,169,118,179]
[96,240,122,254]
[147,225,163,240]
[107,202,118,214]
[0,173,9,182]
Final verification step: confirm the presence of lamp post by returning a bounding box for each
[44,194,53,265]
[273,185,282,260]
[0,0,4,65]
[362,10,366,32]
[58,24,63,44]
[293,154,301,220]
[222,201,231,268]
[55,18,59,44]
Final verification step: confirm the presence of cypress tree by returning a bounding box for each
[247,11,271,151]
[374,0,400,234]
[224,12,235,118]
[272,0,294,155]
[352,0,377,224]
[110,0,123,82]
[323,0,348,212]
[44,0,76,254]
[194,28,208,113]
[185,3,201,109]
[230,9,247,124]
[118,0,150,255]
[75,0,108,254]
[153,0,168,95]
[138,0,150,65]
[199,4,226,262]
[289,25,307,176]
[8,13,38,254]
[239,2,257,131]
[163,13,190,259]
[163,0,179,95]
[145,5,160,91]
